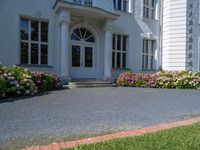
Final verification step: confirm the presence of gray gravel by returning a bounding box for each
[1,87,200,149]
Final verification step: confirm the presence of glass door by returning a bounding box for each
[84,46,93,68]
[71,44,96,78]
[71,45,81,68]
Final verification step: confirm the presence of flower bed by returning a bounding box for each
[117,71,200,89]
[0,64,60,98]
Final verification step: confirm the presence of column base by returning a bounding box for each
[60,77,71,85]
[102,77,115,83]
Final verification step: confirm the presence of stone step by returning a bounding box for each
[67,80,116,89]
[68,81,112,86]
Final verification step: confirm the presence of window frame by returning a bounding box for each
[112,34,127,69]
[20,17,49,65]
[142,39,155,70]
[113,0,129,12]
[143,0,155,19]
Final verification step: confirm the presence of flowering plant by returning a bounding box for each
[0,65,60,98]
[32,72,60,92]
[117,71,200,89]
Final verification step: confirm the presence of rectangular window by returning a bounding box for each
[143,0,155,19]
[142,39,155,70]
[112,34,127,69]
[73,0,93,6]
[20,18,48,65]
[113,0,128,12]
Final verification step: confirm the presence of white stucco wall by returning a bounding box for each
[0,0,161,79]
[111,0,160,76]
[133,0,161,72]
[0,0,57,73]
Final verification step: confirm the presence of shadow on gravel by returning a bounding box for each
[0,88,68,104]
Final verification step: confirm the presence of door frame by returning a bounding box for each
[69,23,101,79]
[70,41,97,79]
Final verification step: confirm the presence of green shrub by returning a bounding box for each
[32,72,60,92]
[1,66,38,97]
[0,76,7,98]
[117,71,200,90]
[0,65,60,98]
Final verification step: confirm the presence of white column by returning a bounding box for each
[103,22,112,79]
[59,10,70,79]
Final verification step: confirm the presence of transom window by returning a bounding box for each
[142,39,155,70]
[143,0,155,19]
[113,0,128,12]
[20,18,48,65]
[71,28,95,43]
[112,34,127,69]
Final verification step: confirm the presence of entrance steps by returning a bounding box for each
[67,79,116,89]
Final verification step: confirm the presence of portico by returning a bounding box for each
[54,0,119,81]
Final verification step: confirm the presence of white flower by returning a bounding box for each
[3,73,7,77]
[16,91,21,95]
[8,73,12,76]
[24,68,28,72]
[14,80,18,84]
[25,90,30,95]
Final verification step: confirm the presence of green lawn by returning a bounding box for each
[65,123,200,150]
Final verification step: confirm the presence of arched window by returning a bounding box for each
[71,28,95,43]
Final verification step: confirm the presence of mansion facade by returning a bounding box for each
[0,0,199,81]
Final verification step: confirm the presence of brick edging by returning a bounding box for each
[20,117,200,150]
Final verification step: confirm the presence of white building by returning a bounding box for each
[0,0,199,81]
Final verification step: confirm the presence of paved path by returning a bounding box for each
[1,87,200,149]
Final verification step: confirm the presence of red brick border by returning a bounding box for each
[19,117,200,150]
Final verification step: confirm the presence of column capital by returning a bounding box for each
[58,10,71,24]
[103,19,113,32]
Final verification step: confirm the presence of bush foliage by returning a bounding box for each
[117,71,200,89]
[0,64,60,98]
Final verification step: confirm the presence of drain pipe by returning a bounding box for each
[159,0,163,71]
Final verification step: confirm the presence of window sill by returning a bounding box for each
[141,69,158,74]
[17,64,53,69]
[142,17,159,22]
[112,68,131,71]
[141,69,157,71]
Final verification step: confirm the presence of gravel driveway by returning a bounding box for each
[1,87,200,149]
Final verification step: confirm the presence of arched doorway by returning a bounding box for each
[70,27,97,79]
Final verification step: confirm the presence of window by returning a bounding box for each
[73,0,93,6]
[142,39,155,70]
[71,28,95,43]
[112,34,127,69]
[113,0,128,12]
[20,18,48,65]
[143,0,155,19]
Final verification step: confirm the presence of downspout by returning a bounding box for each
[159,0,163,71]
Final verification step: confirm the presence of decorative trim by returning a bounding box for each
[58,9,71,24]
[54,0,119,20]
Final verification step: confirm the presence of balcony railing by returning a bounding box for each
[62,0,114,12]
[73,0,93,6]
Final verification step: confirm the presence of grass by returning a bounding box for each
[64,123,200,150]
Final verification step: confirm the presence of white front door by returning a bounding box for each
[70,27,97,79]
[71,43,96,78]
